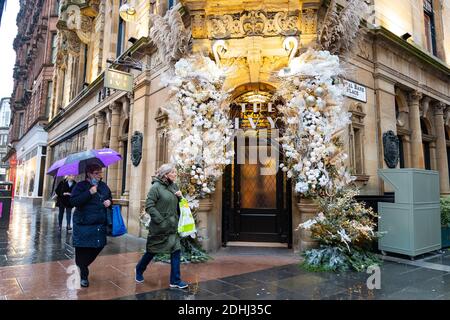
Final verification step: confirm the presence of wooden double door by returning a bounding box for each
[222,135,292,246]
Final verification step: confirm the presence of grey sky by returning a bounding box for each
[0,1,19,100]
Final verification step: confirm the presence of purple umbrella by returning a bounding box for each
[47,148,122,177]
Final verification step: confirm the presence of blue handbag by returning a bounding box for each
[109,205,127,237]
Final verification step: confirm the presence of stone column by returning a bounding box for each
[123,95,133,198]
[296,197,319,252]
[402,135,412,168]
[434,102,450,193]
[409,91,425,168]
[94,112,105,149]
[108,102,121,197]
[197,197,213,252]
[86,115,96,150]
[430,141,437,170]
[117,140,125,196]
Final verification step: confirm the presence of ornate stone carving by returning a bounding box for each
[420,97,431,118]
[433,101,446,116]
[409,91,423,104]
[261,56,287,74]
[383,130,400,169]
[207,10,301,39]
[58,4,94,45]
[64,29,82,56]
[192,13,207,38]
[131,131,143,167]
[301,9,317,34]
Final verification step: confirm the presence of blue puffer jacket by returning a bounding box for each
[70,180,112,248]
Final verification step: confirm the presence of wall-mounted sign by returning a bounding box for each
[104,69,133,92]
[343,79,367,103]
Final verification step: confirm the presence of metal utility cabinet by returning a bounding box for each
[378,169,441,258]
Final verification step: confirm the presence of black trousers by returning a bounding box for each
[58,206,72,228]
[75,247,103,280]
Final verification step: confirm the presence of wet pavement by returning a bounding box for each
[0,200,144,267]
[2,199,450,300]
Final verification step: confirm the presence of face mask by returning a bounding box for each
[91,178,98,186]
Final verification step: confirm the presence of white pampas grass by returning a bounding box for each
[318,0,369,56]
[148,3,191,66]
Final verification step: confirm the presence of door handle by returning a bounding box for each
[237,191,240,206]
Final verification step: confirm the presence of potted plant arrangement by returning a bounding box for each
[441,197,450,248]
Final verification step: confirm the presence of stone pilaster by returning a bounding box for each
[94,111,105,149]
[409,91,425,168]
[197,197,214,252]
[434,102,450,193]
[108,102,121,197]
[402,134,412,168]
[123,95,132,198]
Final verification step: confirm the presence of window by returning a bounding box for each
[421,118,432,170]
[348,103,366,176]
[398,136,405,168]
[168,0,176,9]
[0,101,10,127]
[423,0,437,55]
[155,109,169,170]
[45,81,53,118]
[51,33,58,64]
[54,0,61,16]
[18,113,24,137]
[0,134,7,146]
[117,1,126,57]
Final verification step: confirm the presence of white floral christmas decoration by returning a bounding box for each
[162,55,234,206]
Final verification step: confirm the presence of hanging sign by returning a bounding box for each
[343,79,367,103]
[104,69,133,92]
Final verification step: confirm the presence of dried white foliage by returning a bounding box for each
[318,0,369,56]
[148,3,191,66]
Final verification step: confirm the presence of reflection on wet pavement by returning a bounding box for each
[3,200,450,300]
[0,200,144,267]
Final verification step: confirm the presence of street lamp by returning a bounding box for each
[119,1,137,22]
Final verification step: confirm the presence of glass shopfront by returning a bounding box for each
[16,147,39,197]
[47,129,88,197]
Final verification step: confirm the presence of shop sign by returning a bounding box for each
[343,80,367,103]
[104,69,133,92]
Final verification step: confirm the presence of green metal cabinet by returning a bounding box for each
[378,169,441,258]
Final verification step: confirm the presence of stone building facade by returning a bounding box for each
[5,0,59,203]
[43,0,450,252]
[0,98,11,182]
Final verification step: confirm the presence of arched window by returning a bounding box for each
[155,108,168,169]
[348,103,367,182]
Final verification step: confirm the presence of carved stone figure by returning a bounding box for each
[383,130,400,169]
[131,131,143,167]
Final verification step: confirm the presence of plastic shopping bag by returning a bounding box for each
[177,198,196,238]
[110,205,127,237]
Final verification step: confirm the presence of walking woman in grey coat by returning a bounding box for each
[135,163,188,289]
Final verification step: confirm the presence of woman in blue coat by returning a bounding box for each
[70,164,112,288]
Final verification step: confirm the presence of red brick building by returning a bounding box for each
[5,0,59,202]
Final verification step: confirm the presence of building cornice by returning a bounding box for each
[370,26,450,77]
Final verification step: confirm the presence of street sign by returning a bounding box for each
[343,79,367,103]
[104,69,133,92]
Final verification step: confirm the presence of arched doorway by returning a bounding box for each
[222,83,292,246]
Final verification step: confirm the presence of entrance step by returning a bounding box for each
[226,241,288,248]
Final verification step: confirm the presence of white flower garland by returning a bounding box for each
[162,55,234,207]
[276,49,354,198]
